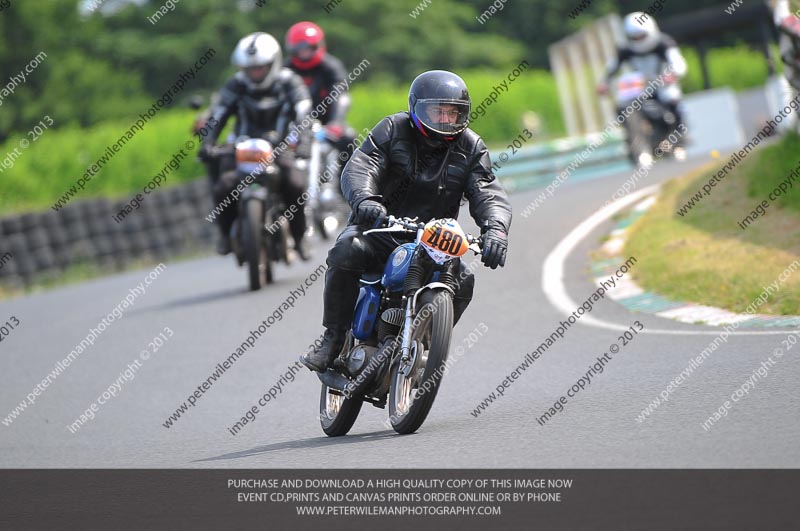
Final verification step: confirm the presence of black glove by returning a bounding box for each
[481,227,508,269]
[354,200,387,227]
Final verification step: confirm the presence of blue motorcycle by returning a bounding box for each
[317,215,482,436]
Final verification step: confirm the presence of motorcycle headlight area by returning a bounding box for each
[235,138,274,174]
[420,218,469,264]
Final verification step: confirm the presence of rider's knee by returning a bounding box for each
[327,226,369,272]
[213,170,239,199]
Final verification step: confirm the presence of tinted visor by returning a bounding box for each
[244,61,272,82]
[627,31,648,41]
[413,99,470,135]
[288,41,318,60]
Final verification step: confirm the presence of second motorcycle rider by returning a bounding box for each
[201,32,313,259]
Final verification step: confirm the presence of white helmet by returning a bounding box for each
[623,12,661,54]
[231,32,282,89]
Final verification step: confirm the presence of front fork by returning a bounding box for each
[398,282,455,376]
[398,300,416,376]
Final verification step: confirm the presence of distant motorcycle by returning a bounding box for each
[614,71,684,167]
[305,121,350,240]
[209,138,290,290]
[316,215,483,436]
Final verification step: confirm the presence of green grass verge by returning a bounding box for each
[681,43,775,94]
[624,135,800,316]
[0,110,206,215]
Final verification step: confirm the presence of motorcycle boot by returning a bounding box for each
[216,235,232,256]
[300,328,347,372]
[300,264,361,372]
[295,237,312,261]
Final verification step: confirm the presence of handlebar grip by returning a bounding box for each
[372,214,388,229]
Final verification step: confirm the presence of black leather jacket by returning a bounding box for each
[342,112,512,233]
[286,54,349,125]
[204,69,311,146]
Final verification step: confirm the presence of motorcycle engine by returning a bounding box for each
[341,339,397,399]
[377,307,404,341]
[344,344,379,377]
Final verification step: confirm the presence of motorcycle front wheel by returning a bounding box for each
[388,290,453,435]
[314,210,330,241]
[626,112,653,168]
[243,199,271,290]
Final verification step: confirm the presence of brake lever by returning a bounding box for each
[363,226,410,236]
[363,215,416,235]
[465,233,484,255]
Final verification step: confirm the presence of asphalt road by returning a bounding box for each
[1,154,798,468]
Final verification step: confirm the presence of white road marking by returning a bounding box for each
[541,185,794,335]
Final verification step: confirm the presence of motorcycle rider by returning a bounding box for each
[772,0,800,132]
[285,21,358,177]
[201,32,313,259]
[598,12,688,150]
[300,70,512,372]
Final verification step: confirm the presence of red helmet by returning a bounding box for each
[286,21,326,70]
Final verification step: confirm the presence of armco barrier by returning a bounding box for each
[495,131,627,192]
[0,179,215,286]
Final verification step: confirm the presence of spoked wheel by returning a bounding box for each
[388,291,453,435]
[627,112,654,168]
[314,213,329,240]
[277,218,291,264]
[244,199,271,290]
[319,384,363,437]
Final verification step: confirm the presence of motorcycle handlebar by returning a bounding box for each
[207,144,235,158]
[205,131,282,159]
[377,215,484,249]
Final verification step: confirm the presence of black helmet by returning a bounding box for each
[408,70,471,141]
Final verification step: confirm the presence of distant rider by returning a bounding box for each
[300,70,512,372]
[598,12,688,148]
[201,32,313,259]
[285,21,358,176]
[772,0,800,133]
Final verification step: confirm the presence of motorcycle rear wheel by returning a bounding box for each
[314,211,330,241]
[319,384,363,437]
[388,291,453,435]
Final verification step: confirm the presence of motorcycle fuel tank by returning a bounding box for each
[382,243,416,292]
[352,285,380,340]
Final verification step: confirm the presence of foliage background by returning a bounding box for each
[0,0,783,212]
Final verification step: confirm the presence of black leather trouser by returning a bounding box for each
[212,153,308,246]
[322,225,475,331]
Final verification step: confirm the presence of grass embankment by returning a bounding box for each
[0,67,561,216]
[680,44,774,93]
[0,110,204,215]
[624,134,800,315]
